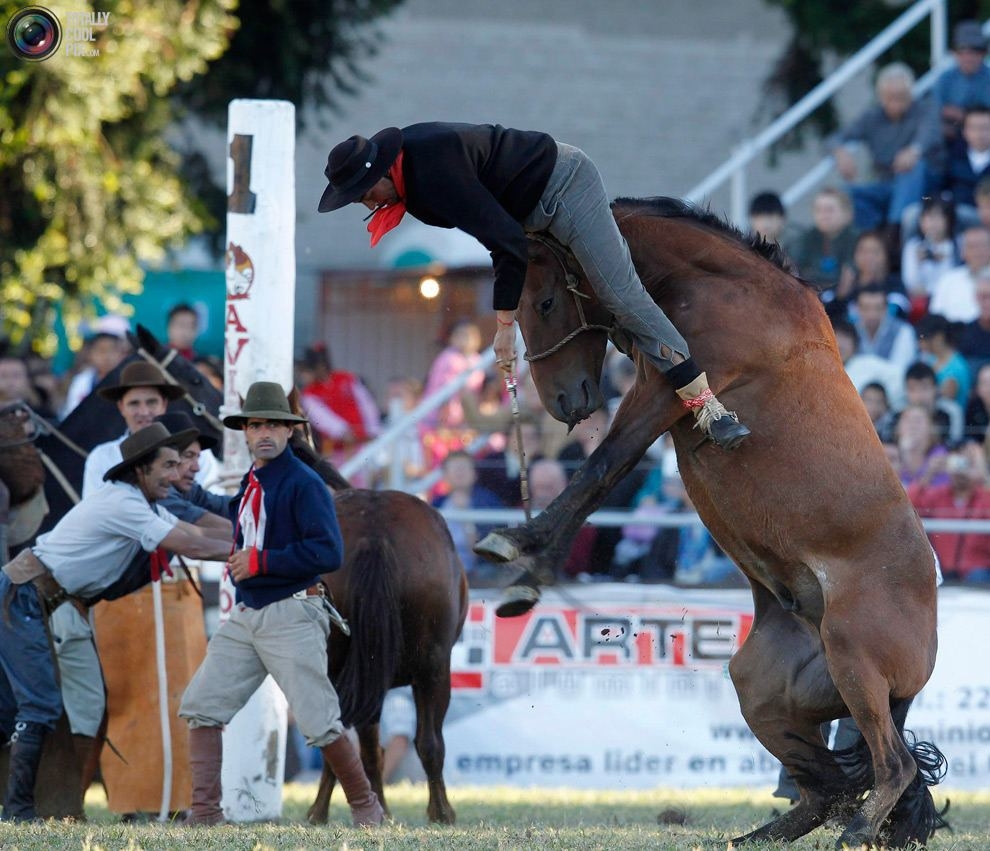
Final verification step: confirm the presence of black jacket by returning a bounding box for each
[401,122,557,310]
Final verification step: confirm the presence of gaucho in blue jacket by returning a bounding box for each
[178,381,383,828]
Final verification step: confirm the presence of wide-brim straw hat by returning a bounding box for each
[103,422,198,482]
[317,127,403,213]
[97,361,184,402]
[222,381,308,431]
[154,411,219,452]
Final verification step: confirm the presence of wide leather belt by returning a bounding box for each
[292,583,325,600]
[1,548,80,614]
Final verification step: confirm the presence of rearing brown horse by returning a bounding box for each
[475,197,944,849]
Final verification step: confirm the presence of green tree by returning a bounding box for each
[759,0,990,150]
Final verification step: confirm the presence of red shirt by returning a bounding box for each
[907,482,990,578]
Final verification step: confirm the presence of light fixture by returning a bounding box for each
[419,277,440,299]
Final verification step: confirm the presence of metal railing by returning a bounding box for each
[685,0,950,224]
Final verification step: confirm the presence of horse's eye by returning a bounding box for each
[539,297,554,315]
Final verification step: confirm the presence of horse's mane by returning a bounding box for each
[612,195,799,279]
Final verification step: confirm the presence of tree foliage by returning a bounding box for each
[759,0,990,150]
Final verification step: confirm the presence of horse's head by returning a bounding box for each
[518,238,611,428]
[0,401,46,504]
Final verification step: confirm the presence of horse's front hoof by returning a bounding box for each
[475,530,523,563]
[495,584,541,618]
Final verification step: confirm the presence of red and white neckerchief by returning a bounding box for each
[230,468,266,579]
[149,547,174,583]
[367,149,406,247]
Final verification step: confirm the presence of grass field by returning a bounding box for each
[0,783,986,850]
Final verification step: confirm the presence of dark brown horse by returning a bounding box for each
[306,487,469,825]
[0,401,48,559]
[475,197,944,849]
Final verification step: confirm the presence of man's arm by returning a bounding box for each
[194,511,233,537]
[159,520,231,561]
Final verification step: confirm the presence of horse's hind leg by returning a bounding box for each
[820,588,937,849]
[357,723,389,819]
[305,757,335,825]
[729,588,856,845]
[413,665,456,824]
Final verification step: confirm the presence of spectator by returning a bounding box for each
[790,186,859,295]
[850,285,918,378]
[165,303,201,361]
[937,106,990,230]
[861,381,897,443]
[915,313,972,410]
[379,687,425,784]
[474,411,544,507]
[975,174,990,229]
[747,190,800,258]
[605,352,639,419]
[0,354,57,421]
[933,20,990,145]
[376,375,427,484]
[299,342,381,464]
[928,225,990,322]
[899,196,958,318]
[957,271,990,377]
[891,402,949,488]
[833,230,909,316]
[908,441,990,583]
[420,319,485,468]
[832,316,906,411]
[529,457,597,579]
[432,450,504,587]
[829,62,941,236]
[61,332,128,419]
[899,360,965,446]
[557,407,610,480]
[964,362,990,442]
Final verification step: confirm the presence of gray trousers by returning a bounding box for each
[49,604,105,737]
[179,596,344,748]
[524,142,690,370]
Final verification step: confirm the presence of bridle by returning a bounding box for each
[0,401,38,448]
[133,346,226,434]
[523,234,613,362]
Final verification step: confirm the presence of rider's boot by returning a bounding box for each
[671,364,750,450]
[321,735,384,826]
[2,721,46,822]
[184,725,226,826]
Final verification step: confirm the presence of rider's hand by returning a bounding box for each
[493,312,517,373]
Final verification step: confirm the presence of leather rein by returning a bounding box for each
[523,234,613,362]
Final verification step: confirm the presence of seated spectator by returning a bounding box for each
[557,407,611,480]
[605,352,638,419]
[964,362,990,443]
[529,457,597,579]
[790,186,859,296]
[747,190,800,258]
[892,402,950,488]
[474,412,544,507]
[832,230,909,316]
[916,313,972,410]
[432,450,504,586]
[832,316,906,410]
[928,225,990,322]
[377,375,427,483]
[850,285,919,378]
[898,360,965,445]
[299,342,381,464]
[379,686,425,784]
[61,331,127,419]
[899,196,958,318]
[938,106,990,231]
[861,381,897,443]
[829,62,941,234]
[957,270,990,377]
[907,441,990,583]
[0,353,56,421]
[165,302,201,361]
[933,20,990,145]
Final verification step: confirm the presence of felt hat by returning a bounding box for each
[97,361,184,402]
[317,127,403,213]
[221,381,308,430]
[954,20,987,51]
[154,411,219,452]
[103,422,198,482]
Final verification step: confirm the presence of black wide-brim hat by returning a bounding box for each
[97,360,185,402]
[222,381,309,431]
[154,411,219,452]
[103,422,199,482]
[317,127,403,213]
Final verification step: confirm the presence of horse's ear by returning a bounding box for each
[134,324,163,356]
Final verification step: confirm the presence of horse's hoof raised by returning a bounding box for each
[495,584,541,618]
[475,531,522,563]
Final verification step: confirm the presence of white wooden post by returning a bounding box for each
[219,98,296,822]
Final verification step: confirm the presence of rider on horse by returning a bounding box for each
[318,122,751,450]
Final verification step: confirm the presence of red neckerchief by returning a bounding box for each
[367,150,406,247]
[228,468,263,581]
[150,548,174,582]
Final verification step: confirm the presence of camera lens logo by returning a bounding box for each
[6,6,62,61]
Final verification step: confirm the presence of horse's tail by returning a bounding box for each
[881,729,950,846]
[334,535,403,728]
